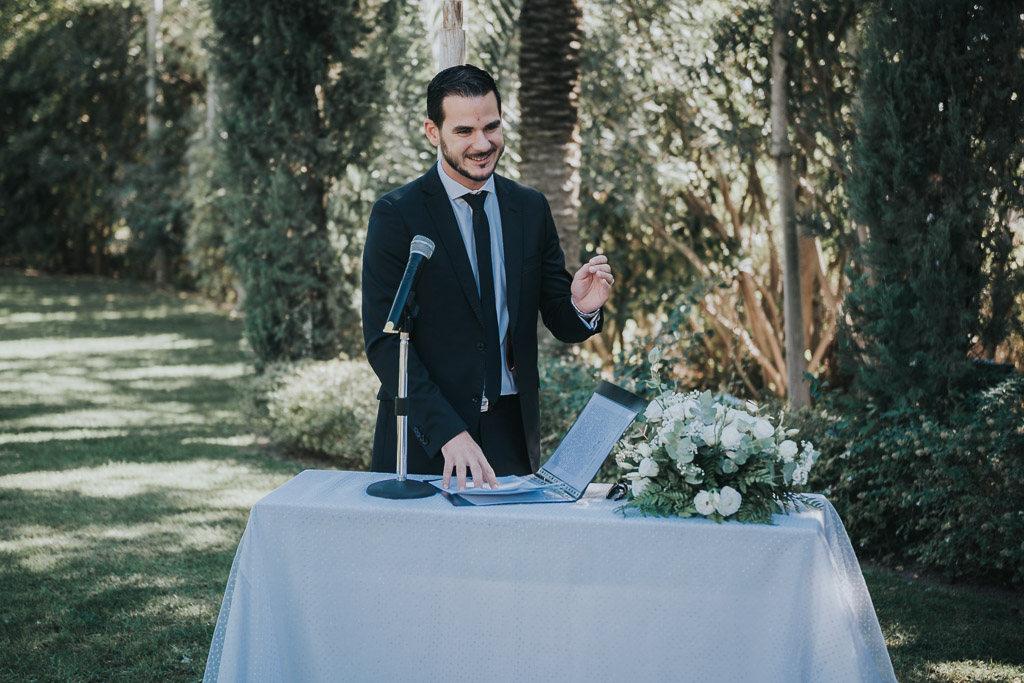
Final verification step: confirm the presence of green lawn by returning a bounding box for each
[1,269,1022,682]
[0,270,301,681]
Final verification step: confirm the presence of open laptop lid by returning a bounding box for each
[534,380,647,499]
[432,380,646,505]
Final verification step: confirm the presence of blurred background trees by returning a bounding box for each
[2,0,1022,582]
[208,0,399,363]
[5,0,1020,384]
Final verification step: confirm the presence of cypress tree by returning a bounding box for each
[210,0,399,363]
[840,0,1024,410]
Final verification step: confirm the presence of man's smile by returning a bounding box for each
[467,149,495,163]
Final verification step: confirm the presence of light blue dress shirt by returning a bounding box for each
[436,165,517,398]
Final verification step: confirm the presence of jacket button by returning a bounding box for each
[471,394,480,404]
[476,342,485,352]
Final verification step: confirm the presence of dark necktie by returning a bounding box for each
[462,191,502,408]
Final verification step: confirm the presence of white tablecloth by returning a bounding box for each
[204,470,895,683]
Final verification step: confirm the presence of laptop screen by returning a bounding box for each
[540,382,646,495]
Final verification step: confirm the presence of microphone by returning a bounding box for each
[383,235,435,333]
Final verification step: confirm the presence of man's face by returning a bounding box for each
[425,92,504,190]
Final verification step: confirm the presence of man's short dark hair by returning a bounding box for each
[426,64,502,127]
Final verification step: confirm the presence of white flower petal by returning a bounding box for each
[779,439,799,461]
[638,456,660,478]
[753,419,775,440]
[694,490,715,515]
[631,477,651,497]
[716,486,742,516]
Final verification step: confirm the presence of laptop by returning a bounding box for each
[432,380,646,506]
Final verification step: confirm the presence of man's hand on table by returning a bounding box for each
[441,431,499,491]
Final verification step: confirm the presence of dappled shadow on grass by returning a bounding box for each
[864,569,1024,682]
[0,426,279,474]
[1,530,239,680]
[0,270,303,681]
[0,442,298,680]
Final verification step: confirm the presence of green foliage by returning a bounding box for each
[245,359,379,468]
[537,349,601,453]
[209,0,400,363]
[841,0,1024,410]
[0,1,146,273]
[183,126,239,302]
[579,0,861,392]
[797,371,1024,587]
[0,1,209,281]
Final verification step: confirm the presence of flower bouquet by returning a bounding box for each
[615,350,818,523]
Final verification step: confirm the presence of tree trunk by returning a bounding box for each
[145,0,162,139]
[146,0,167,286]
[518,0,583,271]
[206,68,217,140]
[800,234,818,352]
[438,1,466,70]
[771,0,810,408]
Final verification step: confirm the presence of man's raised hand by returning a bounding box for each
[571,255,614,314]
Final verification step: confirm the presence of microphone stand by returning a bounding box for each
[367,296,437,499]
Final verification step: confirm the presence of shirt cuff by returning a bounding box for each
[570,296,601,330]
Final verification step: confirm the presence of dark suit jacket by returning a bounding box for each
[361,164,600,474]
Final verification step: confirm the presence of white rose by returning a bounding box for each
[700,424,718,446]
[716,486,742,516]
[631,476,652,497]
[779,439,799,461]
[644,401,663,422]
[693,490,715,515]
[636,442,653,458]
[638,456,660,478]
[720,423,743,450]
[753,418,775,440]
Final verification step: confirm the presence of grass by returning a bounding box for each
[0,270,302,681]
[1,268,1022,682]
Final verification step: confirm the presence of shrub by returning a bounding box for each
[796,373,1024,587]
[247,359,379,468]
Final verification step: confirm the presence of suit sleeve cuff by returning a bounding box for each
[570,296,601,330]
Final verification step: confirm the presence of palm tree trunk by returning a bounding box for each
[518,0,583,270]
[439,0,466,70]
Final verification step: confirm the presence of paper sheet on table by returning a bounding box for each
[428,475,557,496]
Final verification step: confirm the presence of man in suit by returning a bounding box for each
[362,64,613,491]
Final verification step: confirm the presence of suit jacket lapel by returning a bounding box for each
[421,165,485,324]
[495,175,523,336]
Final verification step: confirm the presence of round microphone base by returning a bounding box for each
[366,478,438,499]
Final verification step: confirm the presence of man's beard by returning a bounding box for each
[439,136,504,184]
